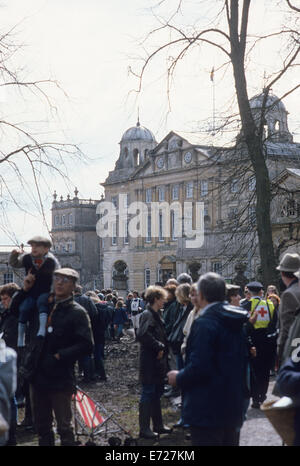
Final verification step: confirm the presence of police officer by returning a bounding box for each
[241,281,277,409]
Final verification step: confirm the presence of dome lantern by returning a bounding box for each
[116,120,157,170]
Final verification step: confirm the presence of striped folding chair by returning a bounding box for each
[72,386,133,445]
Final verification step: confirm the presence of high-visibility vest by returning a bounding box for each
[250,296,275,330]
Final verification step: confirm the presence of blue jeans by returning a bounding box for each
[140,384,164,404]
[115,324,124,338]
[19,293,49,323]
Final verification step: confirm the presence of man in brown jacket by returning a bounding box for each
[276,253,300,367]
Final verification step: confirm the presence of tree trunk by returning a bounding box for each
[228,0,278,287]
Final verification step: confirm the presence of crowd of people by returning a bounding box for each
[0,235,300,446]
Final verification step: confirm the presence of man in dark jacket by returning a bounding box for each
[74,285,98,383]
[29,268,94,446]
[0,282,23,445]
[0,283,23,352]
[168,272,248,446]
[0,279,38,437]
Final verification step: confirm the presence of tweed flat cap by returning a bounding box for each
[28,236,52,248]
[54,268,79,280]
[276,253,300,273]
[246,281,263,291]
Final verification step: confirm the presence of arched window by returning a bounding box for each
[274,120,280,132]
[133,148,140,166]
[124,147,129,158]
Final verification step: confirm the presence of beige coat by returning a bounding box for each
[278,280,300,365]
[181,307,201,361]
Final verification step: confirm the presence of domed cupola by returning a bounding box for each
[116,119,157,170]
[121,120,156,143]
[249,90,293,143]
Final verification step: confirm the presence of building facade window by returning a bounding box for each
[112,222,117,245]
[123,193,129,209]
[111,196,118,208]
[62,215,66,225]
[146,214,152,242]
[145,268,151,288]
[184,206,193,234]
[248,205,256,225]
[146,188,152,203]
[200,180,208,196]
[186,181,194,199]
[3,272,13,284]
[159,212,164,241]
[212,262,222,274]
[228,206,238,219]
[158,187,165,202]
[230,179,239,193]
[171,210,177,240]
[68,213,73,225]
[172,185,179,200]
[124,220,129,244]
[54,215,59,225]
[248,176,256,192]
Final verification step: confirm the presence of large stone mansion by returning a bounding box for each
[50,92,300,294]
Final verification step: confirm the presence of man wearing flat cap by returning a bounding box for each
[276,253,300,367]
[28,267,94,446]
[241,281,276,408]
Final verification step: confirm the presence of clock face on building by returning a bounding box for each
[156,157,164,169]
[184,151,192,163]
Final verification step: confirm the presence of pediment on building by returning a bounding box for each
[152,131,193,155]
[272,167,300,192]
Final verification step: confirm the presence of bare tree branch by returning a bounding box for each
[286,0,300,12]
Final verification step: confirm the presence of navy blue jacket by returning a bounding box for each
[276,357,300,446]
[113,307,128,325]
[176,302,248,428]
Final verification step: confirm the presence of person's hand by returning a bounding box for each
[167,370,179,387]
[23,271,36,292]
[11,248,21,256]
[249,311,258,325]
[157,350,164,360]
[250,347,257,358]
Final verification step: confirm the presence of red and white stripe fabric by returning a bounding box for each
[73,390,105,429]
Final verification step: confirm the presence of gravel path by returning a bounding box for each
[239,378,283,446]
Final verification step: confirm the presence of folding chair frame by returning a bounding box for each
[72,386,132,445]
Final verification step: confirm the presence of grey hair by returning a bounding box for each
[197,272,226,303]
[176,273,192,285]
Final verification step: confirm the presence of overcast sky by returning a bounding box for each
[0,0,299,245]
